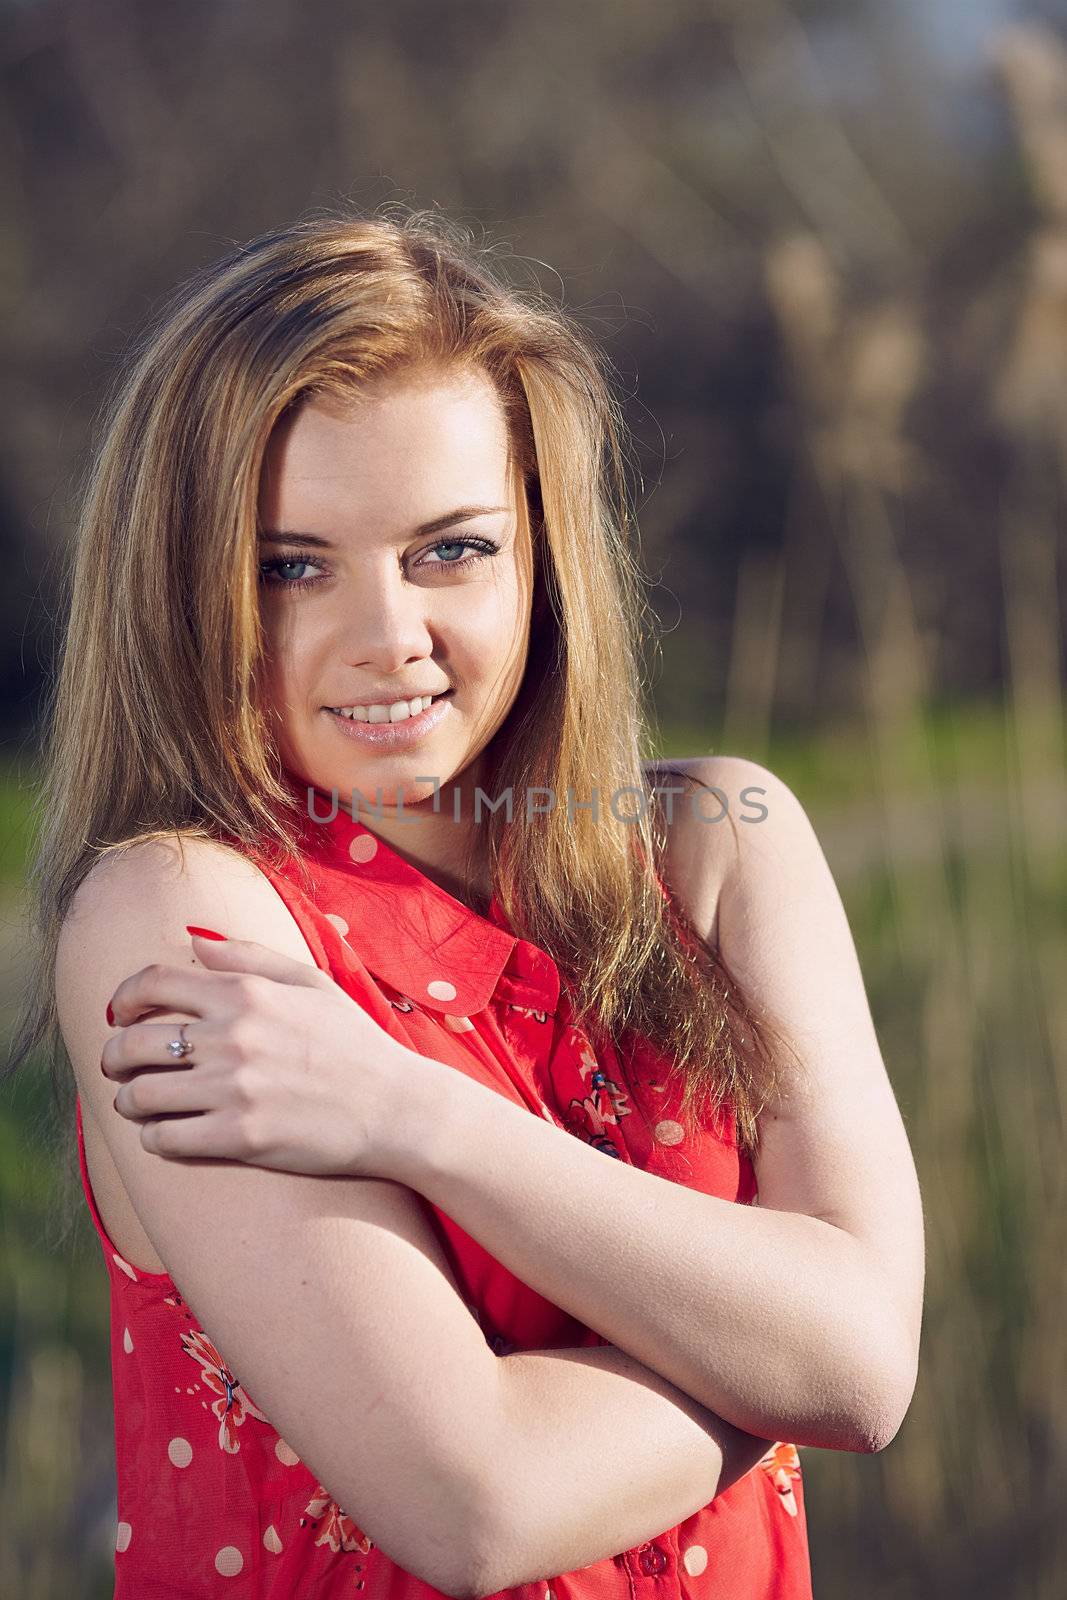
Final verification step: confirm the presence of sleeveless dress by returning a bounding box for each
[75,776,813,1597]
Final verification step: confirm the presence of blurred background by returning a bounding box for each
[1,0,1064,1595]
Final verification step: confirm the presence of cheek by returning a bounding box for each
[257,610,319,710]
[463,570,530,656]
[459,580,530,710]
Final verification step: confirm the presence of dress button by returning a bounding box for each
[637,1543,669,1576]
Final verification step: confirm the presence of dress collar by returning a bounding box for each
[281,772,561,1019]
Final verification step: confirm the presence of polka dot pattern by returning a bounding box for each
[683,1544,709,1575]
[214,1546,244,1577]
[74,770,809,1595]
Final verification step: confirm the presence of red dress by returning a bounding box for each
[76,778,813,1597]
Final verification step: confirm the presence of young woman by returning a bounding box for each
[13,208,924,1597]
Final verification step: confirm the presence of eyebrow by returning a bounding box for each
[257,505,511,549]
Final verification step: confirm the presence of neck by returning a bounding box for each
[364,795,491,909]
[292,769,494,912]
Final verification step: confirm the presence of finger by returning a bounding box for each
[107,964,225,1027]
[102,1020,215,1081]
[188,933,334,990]
[107,939,333,1023]
[113,1069,214,1122]
[140,1113,250,1163]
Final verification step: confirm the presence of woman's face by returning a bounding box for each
[256,364,533,823]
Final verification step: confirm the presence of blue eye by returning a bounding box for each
[257,556,323,592]
[257,536,500,592]
[419,537,500,570]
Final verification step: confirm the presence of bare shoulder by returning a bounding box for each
[642,755,781,945]
[61,832,319,970]
[54,830,499,1590]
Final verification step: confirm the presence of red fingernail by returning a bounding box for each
[186,925,227,940]
[105,1001,115,1026]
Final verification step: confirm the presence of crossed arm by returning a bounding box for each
[399,759,925,1455]
[73,758,922,1594]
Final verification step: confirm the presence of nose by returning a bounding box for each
[336,563,436,675]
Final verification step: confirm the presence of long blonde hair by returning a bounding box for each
[7,205,794,1242]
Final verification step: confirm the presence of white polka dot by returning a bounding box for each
[349,834,378,864]
[654,1119,685,1146]
[122,1327,133,1354]
[444,1013,474,1032]
[116,1521,132,1553]
[263,1524,284,1555]
[275,1438,300,1466]
[325,913,349,937]
[112,1252,138,1281]
[683,1544,708,1576]
[427,979,457,1001]
[214,1546,244,1577]
[168,1437,193,1468]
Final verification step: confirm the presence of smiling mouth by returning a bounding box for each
[324,690,453,725]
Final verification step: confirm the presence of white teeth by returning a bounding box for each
[332,695,437,723]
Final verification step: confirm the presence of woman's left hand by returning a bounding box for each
[101,931,434,1180]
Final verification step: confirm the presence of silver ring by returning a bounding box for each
[166,1023,194,1060]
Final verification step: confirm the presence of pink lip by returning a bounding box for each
[322,694,452,749]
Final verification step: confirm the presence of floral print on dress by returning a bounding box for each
[561,1097,625,1157]
[179,1327,270,1453]
[301,1484,374,1555]
[557,1028,633,1155]
[757,1442,803,1517]
[161,1286,269,1452]
[508,1001,551,1024]
[575,1033,633,1126]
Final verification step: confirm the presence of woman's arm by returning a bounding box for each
[74,834,773,1594]
[474,1345,775,1598]
[389,759,925,1454]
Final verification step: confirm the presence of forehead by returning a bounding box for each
[259,366,513,531]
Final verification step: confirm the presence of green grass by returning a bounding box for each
[653,692,1040,804]
[0,752,42,891]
